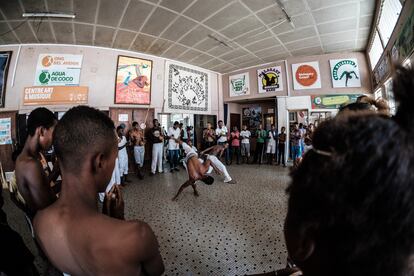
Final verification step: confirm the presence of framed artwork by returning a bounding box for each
[164,61,210,114]
[0,51,12,108]
[329,59,361,88]
[114,55,152,105]
[292,61,321,90]
[257,66,283,93]
[229,72,250,97]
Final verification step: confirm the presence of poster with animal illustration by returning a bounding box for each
[164,61,210,114]
[115,55,152,104]
[329,59,361,88]
[257,66,283,93]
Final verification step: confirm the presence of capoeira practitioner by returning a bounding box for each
[172,141,236,201]
[116,126,129,185]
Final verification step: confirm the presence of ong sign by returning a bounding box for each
[257,66,283,93]
[292,62,321,90]
[330,59,361,88]
[229,72,249,97]
[35,54,83,86]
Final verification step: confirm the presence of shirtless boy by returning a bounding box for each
[34,106,164,276]
[15,107,59,219]
[130,121,146,179]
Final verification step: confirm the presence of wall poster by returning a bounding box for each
[329,59,361,88]
[0,51,12,108]
[257,66,283,93]
[292,61,321,90]
[164,61,210,114]
[242,107,262,134]
[0,117,12,145]
[311,94,361,109]
[395,6,414,61]
[115,55,152,105]
[229,72,249,97]
[35,54,83,86]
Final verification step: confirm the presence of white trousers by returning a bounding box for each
[151,143,164,173]
[134,146,145,167]
[266,140,276,154]
[118,150,128,175]
[207,155,232,182]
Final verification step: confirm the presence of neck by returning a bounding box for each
[23,135,41,158]
[59,169,99,211]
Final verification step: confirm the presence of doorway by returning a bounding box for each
[194,114,217,149]
[230,113,241,131]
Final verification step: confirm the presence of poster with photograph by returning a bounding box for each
[292,61,321,90]
[0,51,12,108]
[242,107,262,134]
[330,59,361,88]
[257,66,283,93]
[164,61,210,114]
[115,56,152,105]
[229,72,249,97]
[0,117,12,145]
[35,54,83,86]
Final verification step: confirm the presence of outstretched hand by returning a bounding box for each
[103,185,125,220]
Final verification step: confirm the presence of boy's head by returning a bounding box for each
[153,119,159,127]
[116,125,124,136]
[218,120,223,127]
[132,121,138,128]
[281,127,286,133]
[53,106,117,192]
[201,175,214,185]
[27,107,57,150]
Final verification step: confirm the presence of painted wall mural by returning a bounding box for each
[115,55,152,105]
[229,72,250,97]
[164,61,210,114]
[257,66,283,93]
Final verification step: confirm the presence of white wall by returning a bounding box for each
[0,44,222,119]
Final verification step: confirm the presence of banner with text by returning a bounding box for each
[311,94,361,109]
[23,86,88,105]
[35,54,83,86]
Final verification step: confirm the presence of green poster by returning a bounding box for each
[311,94,361,109]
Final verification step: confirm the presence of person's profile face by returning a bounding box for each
[39,121,57,150]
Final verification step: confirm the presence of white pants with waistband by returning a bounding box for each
[151,143,163,173]
[207,155,232,182]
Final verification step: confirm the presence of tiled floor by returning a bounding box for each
[3,163,291,276]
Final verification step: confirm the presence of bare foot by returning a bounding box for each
[194,191,200,197]
[172,196,179,201]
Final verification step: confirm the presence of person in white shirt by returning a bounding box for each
[167,121,181,173]
[99,158,121,202]
[116,126,129,185]
[215,120,230,165]
[240,125,251,164]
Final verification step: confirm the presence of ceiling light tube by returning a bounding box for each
[22,12,76,19]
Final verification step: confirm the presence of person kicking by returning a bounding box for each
[172,141,236,201]
[33,106,164,276]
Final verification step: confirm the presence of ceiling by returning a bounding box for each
[0,0,376,73]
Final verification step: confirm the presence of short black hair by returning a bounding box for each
[338,102,371,113]
[153,119,158,123]
[116,125,123,132]
[173,121,179,126]
[286,65,414,276]
[53,106,117,170]
[218,120,223,123]
[132,121,138,127]
[27,107,56,136]
[201,175,214,185]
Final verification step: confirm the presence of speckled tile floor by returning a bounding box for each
[3,163,291,276]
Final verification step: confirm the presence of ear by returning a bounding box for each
[92,153,105,174]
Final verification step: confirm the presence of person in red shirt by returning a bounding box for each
[230,126,241,165]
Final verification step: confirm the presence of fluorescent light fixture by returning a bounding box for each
[23,12,75,19]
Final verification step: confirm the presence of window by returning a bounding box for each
[374,88,383,100]
[384,78,396,115]
[368,31,384,68]
[377,0,402,47]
